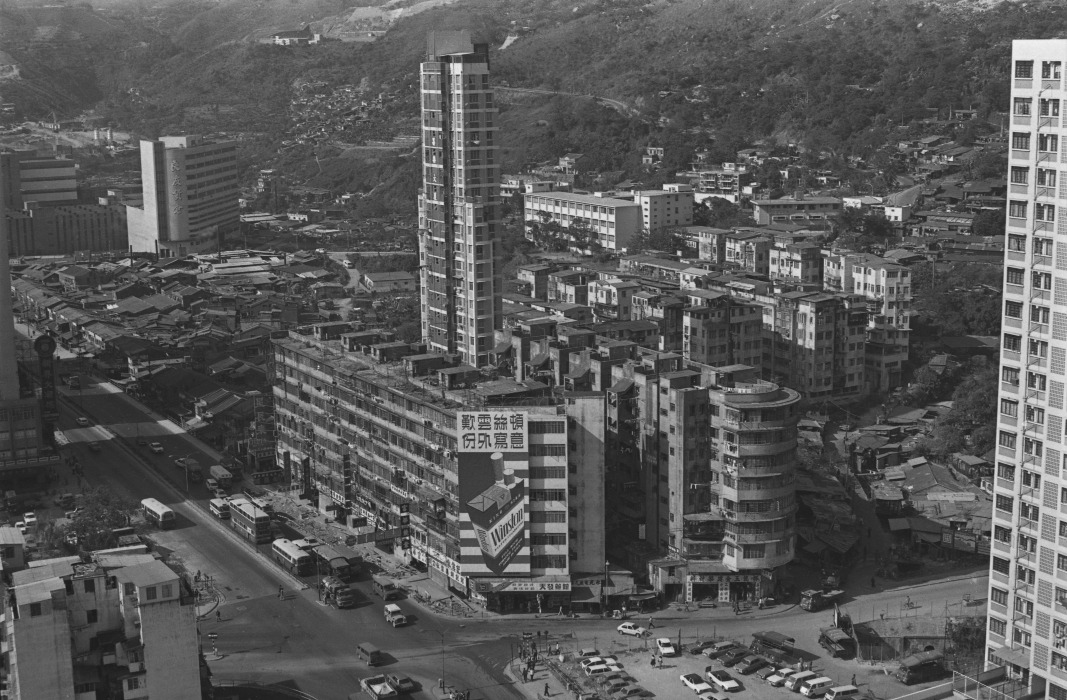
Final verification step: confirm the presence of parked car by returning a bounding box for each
[766,668,797,687]
[697,693,729,700]
[148,442,164,454]
[719,648,750,667]
[617,623,647,637]
[755,665,780,681]
[22,512,37,527]
[65,506,84,519]
[706,669,740,692]
[75,417,90,427]
[681,673,713,694]
[580,657,604,671]
[386,674,417,693]
[690,640,718,655]
[609,686,647,699]
[87,441,102,452]
[704,642,740,659]
[737,656,769,675]
[576,648,600,658]
[656,638,677,656]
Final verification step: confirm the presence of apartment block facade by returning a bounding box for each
[5,557,200,700]
[127,135,239,258]
[0,151,77,208]
[523,191,642,252]
[271,324,606,613]
[632,187,694,233]
[418,31,503,367]
[980,39,1067,700]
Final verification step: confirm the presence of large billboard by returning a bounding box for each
[457,411,530,576]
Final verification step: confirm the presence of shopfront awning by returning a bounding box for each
[569,586,600,603]
[629,591,658,601]
[991,646,1030,668]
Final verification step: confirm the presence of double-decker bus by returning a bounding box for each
[272,538,313,575]
[140,498,176,529]
[209,498,231,520]
[229,497,272,544]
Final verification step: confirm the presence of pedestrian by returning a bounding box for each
[558,605,564,617]
[650,655,656,667]
[852,674,857,686]
[871,577,876,589]
[216,609,221,622]
[880,612,885,622]
[278,585,284,599]
[544,682,550,697]
[657,655,662,668]
[648,616,654,629]
[522,668,527,683]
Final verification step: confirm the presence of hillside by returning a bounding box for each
[4,0,1067,213]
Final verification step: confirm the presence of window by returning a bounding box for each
[1028,372,1047,390]
[1003,367,1020,385]
[1014,98,1033,116]
[992,556,1010,575]
[1006,268,1025,286]
[1021,502,1040,522]
[996,494,1014,513]
[1005,335,1022,352]
[1031,306,1050,324]
[1005,300,1023,319]
[83,579,95,594]
[1014,628,1032,647]
[999,431,1017,449]
[1001,398,1019,416]
[1014,597,1034,619]
[998,462,1015,480]
[1025,405,1045,424]
[995,525,1012,542]
[86,609,98,624]
[991,587,1008,605]
[126,678,142,691]
[1010,166,1029,184]
[1018,565,1036,585]
[989,617,1006,637]
[1012,132,1031,150]
[1041,99,1061,117]
[1043,61,1062,79]
[1039,169,1058,187]
[1008,235,1026,252]
[1037,204,1057,222]
[1016,61,1034,78]
[1009,200,1027,218]
[1040,134,1059,152]
[144,586,157,601]
[1035,238,1054,256]
[29,602,42,617]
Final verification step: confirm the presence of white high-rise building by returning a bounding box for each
[417,31,503,367]
[979,38,1066,700]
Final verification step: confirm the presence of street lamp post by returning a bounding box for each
[421,625,464,693]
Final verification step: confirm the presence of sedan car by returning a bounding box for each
[386,674,417,693]
[580,657,604,670]
[719,647,750,667]
[149,442,164,454]
[617,622,647,637]
[737,655,768,675]
[609,686,647,699]
[690,640,718,655]
[656,638,677,656]
[75,417,90,427]
[174,457,189,470]
[87,441,102,452]
[697,693,730,700]
[704,642,740,659]
[706,669,740,692]
[22,512,37,527]
[576,648,600,658]
[681,672,714,694]
[766,668,797,687]
[755,665,780,681]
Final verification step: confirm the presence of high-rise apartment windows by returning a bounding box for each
[997,462,1015,480]
[1009,201,1027,218]
[1005,300,1023,318]
[999,431,1017,449]
[1031,305,1050,324]
[1040,134,1059,152]
[1010,166,1030,184]
[1041,99,1061,117]
[995,494,1014,513]
[1029,339,1048,359]
[1037,204,1056,222]
[1035,238,1053,256]
[1038,169,1058,187]
[1008,235,1026,252]
[1016,61,1034,78]
[1002,367,1020,385]
[1001,398,1019,416]
[1043,61,1062,79]
[991,587,1009,605]
[1012,133,1031,150]
[1006,268,1025,286]
[1014,98,1033,115]
[992,556,1010,575]
[1027,371,1047,390]
[1004,334,1022,352]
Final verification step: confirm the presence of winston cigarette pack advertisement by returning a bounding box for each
[457,411,530,576]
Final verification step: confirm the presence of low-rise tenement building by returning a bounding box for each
[693,162,756,204]
[631,185,694,233]
[5,554,200,700]
[523,191,641,252]
[271,323,609,613]
[750,194,842,226]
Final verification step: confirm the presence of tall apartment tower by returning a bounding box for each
[418,31,503,367]
[126,135,238,258]
[982,39,1066,700]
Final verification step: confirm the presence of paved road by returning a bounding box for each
[60,376,521,700]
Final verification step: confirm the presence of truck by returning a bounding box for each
[384,603,406,627]
[176,457,204,483]
[800,589,844,612]
[818,627,855,658]
[209,464,233,489]
[360,675,398,698]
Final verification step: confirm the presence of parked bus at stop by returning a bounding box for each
[229,497,272,544]
[140,498,176,530]
[272,538,313,576]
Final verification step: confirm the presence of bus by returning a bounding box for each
[229,497,272,544]
[272,538,313,575]
[242,490,274,514]
[372,574,399,601]
[140,498,176,530]
[209,498,231,520]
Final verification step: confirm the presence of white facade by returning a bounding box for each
[986,38,1066,700]
[523,191,641,251]
[632,188,694,233]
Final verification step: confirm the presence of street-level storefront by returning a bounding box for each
[649,558,777,604]
[472,578,572,614]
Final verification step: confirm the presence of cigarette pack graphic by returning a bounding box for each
[466,452,526,574]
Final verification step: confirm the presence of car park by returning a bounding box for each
[617,622,647,637]
[681,673,713,694]
[706,669,740,692]
[656,638,677,656]
[737,655,769,675]
[704,642,740,659]
[766,668,797,686]
[149,442,164,454]
[719,648,750,667]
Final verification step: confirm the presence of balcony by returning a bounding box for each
[952,667,1039,700]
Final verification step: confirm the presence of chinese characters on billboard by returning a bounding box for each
[457,411,530,576]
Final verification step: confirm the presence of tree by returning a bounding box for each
[694,198,747,229]
[971,209,1005,237]
[62,487,137,553]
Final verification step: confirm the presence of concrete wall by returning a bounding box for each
[567,394,606,572]
[140,599,200,700]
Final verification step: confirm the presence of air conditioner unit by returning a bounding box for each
[128,662,144,673]
[424,419,433,427]
[444,450,454,459]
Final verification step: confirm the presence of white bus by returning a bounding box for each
[272,538,312,575]
[141,498,176,530]
[209,498,231,520]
